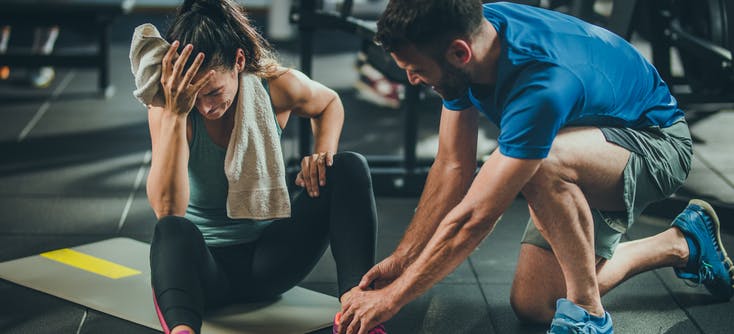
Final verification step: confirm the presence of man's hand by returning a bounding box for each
[359,254,408,290]
[338,287,401,334]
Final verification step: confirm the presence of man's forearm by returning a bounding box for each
[390,152,543,307]
[394,159,475,263]
[386,198,501,310]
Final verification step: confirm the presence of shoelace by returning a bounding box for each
[684,262,715,288]
[698,262,715,284]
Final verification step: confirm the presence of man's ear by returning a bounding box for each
[445,39,472,67]
[235,48,246,72]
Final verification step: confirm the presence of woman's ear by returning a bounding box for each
[235,48,246,72]
[445,39,472,68]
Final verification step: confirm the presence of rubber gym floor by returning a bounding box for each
[1,9,733,334]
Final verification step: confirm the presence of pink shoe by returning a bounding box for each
[332,312,387,334]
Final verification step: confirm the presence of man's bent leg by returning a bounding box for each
[512,230,689,324]
[511,125,695,324]
[517,127,629,320]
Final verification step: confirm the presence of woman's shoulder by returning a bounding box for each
[267,67,311,89]
[266,67,315,109]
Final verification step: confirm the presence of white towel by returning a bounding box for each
[225,74,291,220]
[129,23,291,220]
[129,23,168,107]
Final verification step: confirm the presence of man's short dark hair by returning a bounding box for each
[375,0,484,57]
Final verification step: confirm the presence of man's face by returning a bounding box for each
[391,44,471,100]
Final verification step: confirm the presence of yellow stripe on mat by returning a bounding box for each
[40,249,141,279]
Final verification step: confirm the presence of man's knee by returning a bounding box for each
[511,245,564,323]
[509,285,554,324]
[522,153,573,202]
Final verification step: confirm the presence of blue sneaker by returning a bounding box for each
[671,199,734,300]
[548,298,613,334]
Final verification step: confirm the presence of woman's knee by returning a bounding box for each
[152,216,202,250]
[330,151,371,184]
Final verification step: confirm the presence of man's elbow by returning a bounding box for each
[433,159,476,189]
[459,210,498,238]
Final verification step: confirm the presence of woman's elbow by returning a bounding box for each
[150,203,186,220]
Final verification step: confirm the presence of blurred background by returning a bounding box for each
[0,0,732,333]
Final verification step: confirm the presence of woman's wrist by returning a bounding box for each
[162,107,189,121]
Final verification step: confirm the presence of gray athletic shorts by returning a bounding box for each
[520,119,693,259]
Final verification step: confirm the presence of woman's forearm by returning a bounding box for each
[147,112,190,218]
[310,92,343,154]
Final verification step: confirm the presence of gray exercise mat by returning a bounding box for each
[0,238,339,333]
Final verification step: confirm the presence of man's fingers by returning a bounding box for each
[357,322,369,334]
[338,310,353,334]
[346,318,361,334]
[359,270,376,289]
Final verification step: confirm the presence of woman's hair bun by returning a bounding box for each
[180,0,226,16]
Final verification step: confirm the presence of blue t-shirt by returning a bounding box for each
[443,3,684,159]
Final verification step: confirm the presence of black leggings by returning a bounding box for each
[150,152,377,333]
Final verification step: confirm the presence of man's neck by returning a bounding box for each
[470,20,501,85]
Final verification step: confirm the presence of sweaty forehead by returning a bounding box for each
[193,68,227,85]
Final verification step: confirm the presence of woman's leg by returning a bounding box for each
[150,216,236,333]
[246,152,378,299]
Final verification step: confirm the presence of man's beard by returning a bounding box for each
[435,61,471,101]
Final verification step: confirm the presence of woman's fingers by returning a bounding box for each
[171,44,193,84]
[181,52,205,90]
[309,154,319,196]
[295,171,305,187]
[191,69,214,95]
[299,153,332,197]
[326,151,335,167]
[161,41,179,84]
[300,157,312,195]
[318,154,327,187]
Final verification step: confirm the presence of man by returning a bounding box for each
[335,1,734,334]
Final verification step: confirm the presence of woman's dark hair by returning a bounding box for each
[375,0,484,57]
[167,0,279,77]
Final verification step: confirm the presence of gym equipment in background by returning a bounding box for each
[0,0,135,97]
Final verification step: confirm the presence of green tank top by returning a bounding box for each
[185,79,282,247]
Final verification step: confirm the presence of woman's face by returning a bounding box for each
[193,67,239,120]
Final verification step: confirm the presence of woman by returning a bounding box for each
[142,1,385,333]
